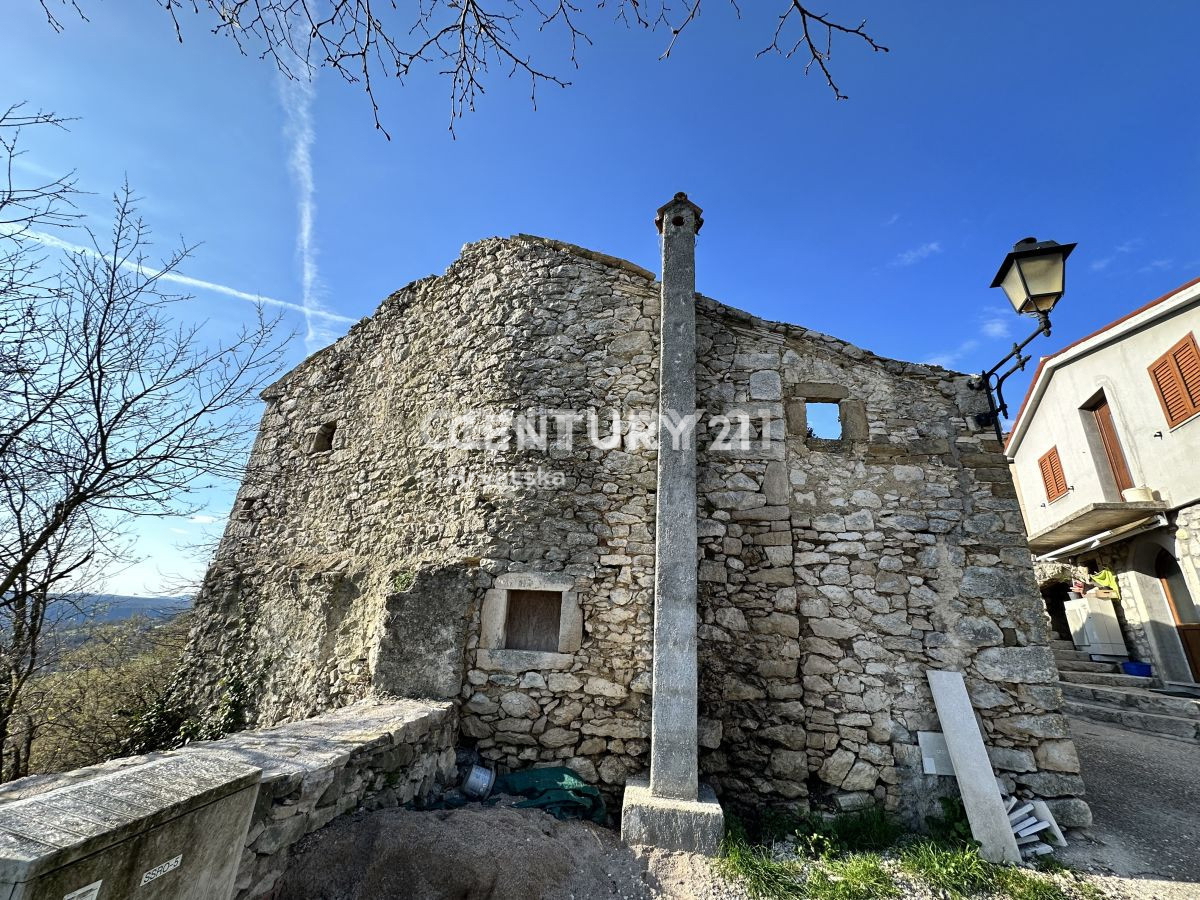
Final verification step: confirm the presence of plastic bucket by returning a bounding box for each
[462,764,495,799]
[1121,661,1152,677]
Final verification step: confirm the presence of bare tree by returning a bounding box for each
[35,1,888,136]
[0,112,288,779]
[15,610,194,775]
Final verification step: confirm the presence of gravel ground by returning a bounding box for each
[276,721,1200,900]
[1054,716,1200,899]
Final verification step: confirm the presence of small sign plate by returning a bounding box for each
[140,854,183,886]
[63,882,102,900]
[917,730,956,776]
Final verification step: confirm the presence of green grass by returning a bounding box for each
[796,808,906,858]
[720,812,1095,900]
[897,841,997,898]
[717,832,805,900]
[996,867,1072,900]
[806,854,900,900]
[898,841,1076,900]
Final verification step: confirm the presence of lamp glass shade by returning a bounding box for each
[999,263,1030,315]
[1015,252,1066,313]
[991,239,1074,316]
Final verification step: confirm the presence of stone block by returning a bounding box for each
[1044,797,1092,829]
[1034,740,1080,774]
[972,647,1055,684]
[620,776,725,856]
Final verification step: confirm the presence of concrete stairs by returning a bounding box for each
[1051,637,1200,743]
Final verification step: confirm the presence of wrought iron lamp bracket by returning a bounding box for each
[968,311,1052,441]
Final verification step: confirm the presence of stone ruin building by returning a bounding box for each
[173,195,1090,836]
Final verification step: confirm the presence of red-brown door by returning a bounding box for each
[1092,397,1134,494]
[1156,549,1200,681]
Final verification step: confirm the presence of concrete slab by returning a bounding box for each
[1029,800,1067,847]
[927,669,1022,864]
[0,755,260,900]
[620,776,725,856]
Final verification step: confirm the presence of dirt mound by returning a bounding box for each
[275,805,655,900]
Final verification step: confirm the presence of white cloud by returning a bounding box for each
[188,514,218,525]
[1140,258,1173,273]
[13,228,354,324]
[981,313,1011,340]
[923,338,979,370]
[1116,239,1143,254]
[892,241,942,267]
[1090,257,1113,272]
[279,61,339,353]
[883,213,900,227]
[169,527,189,535]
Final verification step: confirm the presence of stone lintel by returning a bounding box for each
[620,775,725,857]
[474,649,574,673]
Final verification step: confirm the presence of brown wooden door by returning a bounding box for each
[1156,549,1200,681]
[1092,397,1134,494]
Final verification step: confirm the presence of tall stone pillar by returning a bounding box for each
[620,193,725,855]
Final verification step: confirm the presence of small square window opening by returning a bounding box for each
[504,589,562,652]
[312,421,337,453]
[806,402,842,440]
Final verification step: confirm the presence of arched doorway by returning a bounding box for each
[1155,549,1200,681]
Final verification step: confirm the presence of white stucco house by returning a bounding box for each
[1006,275,1200,735]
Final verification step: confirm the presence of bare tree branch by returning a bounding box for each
[35,2,887,135]
[757,1,888,100]
[0,114,289,779]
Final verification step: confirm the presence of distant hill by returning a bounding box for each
[50,593,193,628]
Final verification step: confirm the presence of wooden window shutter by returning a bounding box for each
[1038,446,1068,502]
[1149,333,1200,427]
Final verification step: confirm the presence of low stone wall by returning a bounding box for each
[0,699,457,900]
[202,700,458,899]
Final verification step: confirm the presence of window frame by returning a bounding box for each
[477,573,582,672]
[1148,332,1200,429]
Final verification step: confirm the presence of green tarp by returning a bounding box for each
[492,767,607,824]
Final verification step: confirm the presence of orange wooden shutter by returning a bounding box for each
[1149,333,1200,427]
[1038,446,1068,502]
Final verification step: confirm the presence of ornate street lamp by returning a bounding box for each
[970,237,1077,440]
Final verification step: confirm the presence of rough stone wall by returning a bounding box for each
[176,234,1085,823]
[178,236,662,791]
[229,700,456,899]
[1090,503,1200,672]
[1175,505,1200,583]
[0,701,455,900]
[691,297,1084,825]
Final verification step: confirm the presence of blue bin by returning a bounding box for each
[1121,661,1152,677]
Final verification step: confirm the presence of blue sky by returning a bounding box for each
[5,1,1198,595]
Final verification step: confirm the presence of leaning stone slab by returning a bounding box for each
[926,670,1021,864]
[0,755,261,900]
[620,775,725,856]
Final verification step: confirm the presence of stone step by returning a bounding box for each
[1052,648,1093,663]
[1050,639,1076,652]
[1060,682,1200,720]
[1055,659,1120,673]
[1064,700,1200,743]
[1058,671,1153,688]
